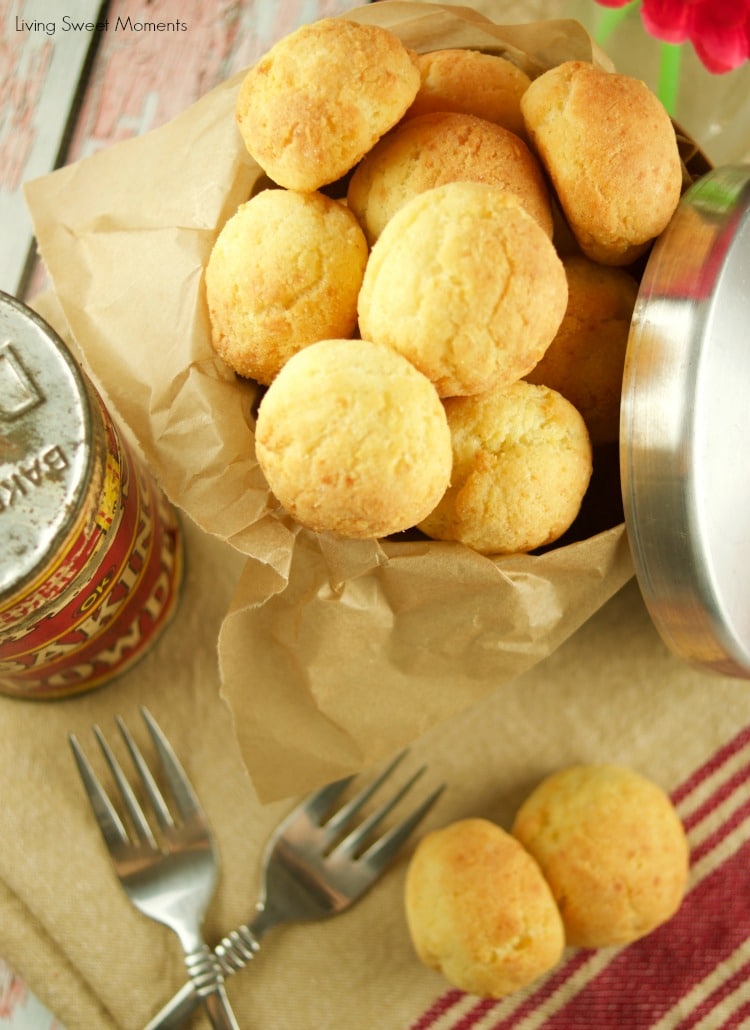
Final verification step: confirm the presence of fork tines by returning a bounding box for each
[69,706,204,850]
[304,750,444,868]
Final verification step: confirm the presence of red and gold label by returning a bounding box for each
[0,309,182,699]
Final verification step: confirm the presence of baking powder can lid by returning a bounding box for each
[0,292,94,600]
[620,165,750,679]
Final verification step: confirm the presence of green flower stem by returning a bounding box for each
[658,42,682,115]
[593,1,640,46]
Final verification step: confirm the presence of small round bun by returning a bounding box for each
[206,189,368,384]
[236,18,420,191]
[404,49,531,137]
[405,818,565,998]
[358,182,566,398]
[521,61,682,265]
[512,765,690,949]
[255,338,452,539]
[418,381,592,555]
[348,112,553,245]
[525,256,639,444]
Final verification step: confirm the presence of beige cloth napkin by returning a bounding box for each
[1,514,749,1029]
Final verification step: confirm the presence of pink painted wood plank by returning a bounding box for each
[1,0,104,294]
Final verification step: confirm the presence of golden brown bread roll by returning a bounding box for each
[205,188,368,384]
[525,255,640,444]
[348,111,553,245]
[357,182,567,398]
[236,18,420,191]
[418,381,592,555]
[521,61,682,265]
[404,48,531,136]
[405,818,565,998]
[254,338,452,539]
[512,764,690,948]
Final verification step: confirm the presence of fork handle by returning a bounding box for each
[144,927,260,1030]
[143,981,200,1030]
[184,945,241,1030]
[201,984,240,1030]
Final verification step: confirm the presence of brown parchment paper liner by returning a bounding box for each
[24,2,645,801]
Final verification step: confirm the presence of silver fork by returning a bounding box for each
[69,707,239,1030]
[145,751,444,1029]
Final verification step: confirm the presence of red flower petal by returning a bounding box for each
[641,0,692,43]
[594,0,749,72]
[691,2,750,71]
[640,0,750,71]
[692,26,750,71]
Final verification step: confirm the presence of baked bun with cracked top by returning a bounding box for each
[357,182,566,398]
[254,338,452,539]
[236,18,420,192]
[205,188,368,384]
[525,255,639,445]
[347,111,553,245]
[512,764,690,949]
[405,818,565,998]
[521,61,682,265]
[404,48,531,137]
[418,381,592,555]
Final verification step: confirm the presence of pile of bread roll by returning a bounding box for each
[405,764,690,998]
[205,15,683,555]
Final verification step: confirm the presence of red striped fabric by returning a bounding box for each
[673,958,750,1029]
[411,724,750,1029]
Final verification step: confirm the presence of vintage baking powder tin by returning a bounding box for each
[621,165,750,679]
[0,292,183,698]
